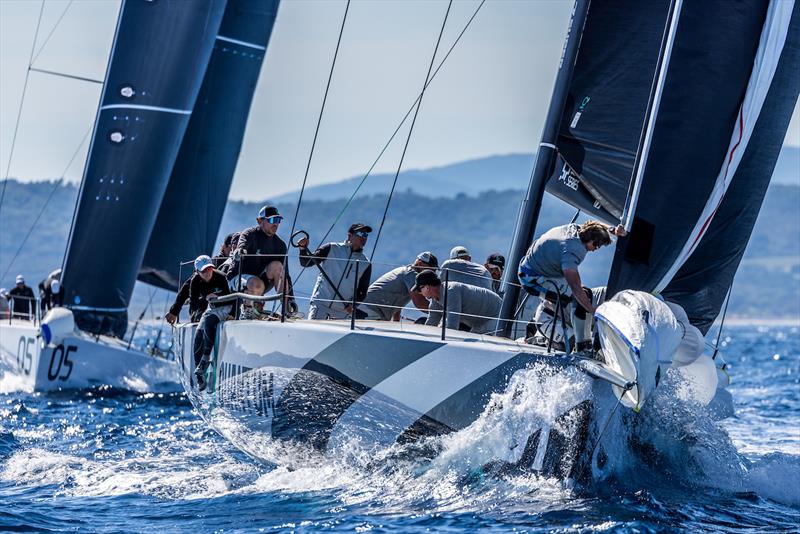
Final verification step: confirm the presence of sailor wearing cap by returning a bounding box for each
[298,223,374,320]
[165,255,230,325]
[228,205,294,311]
[8,274,35,320]
[358,251,439,321]
[439,245,493,290]
[413,270,502,335]
[484,253,506,296]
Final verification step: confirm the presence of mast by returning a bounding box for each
[498,0,590,337]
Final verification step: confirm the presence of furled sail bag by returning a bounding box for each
[594,290,683,411]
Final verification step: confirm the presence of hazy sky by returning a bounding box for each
[2,0,799,201]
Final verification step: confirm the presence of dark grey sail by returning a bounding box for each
[660,4,800,332]
[139,0,281,290]
[61,0,227,337]
[544,0,673,224]
[607,0,799,333]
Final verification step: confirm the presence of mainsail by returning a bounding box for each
[607,0,799,332]
[61,0,227,337]
[139,0,281,290]
[544,0,673,224]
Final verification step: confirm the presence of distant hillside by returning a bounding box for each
[1,177,797,321]
[270,146,798,203]
[270,153,536,204]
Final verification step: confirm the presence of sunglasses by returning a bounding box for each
[354,230,369,238]
[266,216,283,224]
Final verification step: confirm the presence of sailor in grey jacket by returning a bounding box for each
[414,270,502,335]
[298,223,373,320]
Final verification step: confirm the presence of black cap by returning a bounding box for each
[348,223,373,234]
[411,270,441,292]
[258,205,280,219]
[486,253,506,269]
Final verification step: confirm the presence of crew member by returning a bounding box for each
[484,253,505,296]
[165,255,229,324]
[183,255,232,391]
[359,251,438,320]
[298,223,373,320]
[414,270,502,335]
[518,220,626,351]
[440,246,493,289]
[215,232,239,273]
[38,268,62,311]
[8,275,35,320]
[228,205,294,311]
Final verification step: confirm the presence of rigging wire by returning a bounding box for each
[30,0,74,66]
[309,0,486,251]
[370,0,453,258]
[0,0,46,217]
[712,285,732,360]
[286,0,351,247]
[0,125,92,281]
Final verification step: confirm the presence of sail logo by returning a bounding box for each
[558,164,580,191]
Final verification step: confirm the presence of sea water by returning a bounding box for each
[1,324,798,532]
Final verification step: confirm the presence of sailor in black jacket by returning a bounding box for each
[227,205,294,308]
[165,256,231,324]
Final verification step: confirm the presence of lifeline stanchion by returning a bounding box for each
[441,269,450,341]
[350,260,359,331]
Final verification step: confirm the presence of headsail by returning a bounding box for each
[544,0,674,224]
[61,0,227,337]
[660,3,800,332]
[139,0,281,290]
[607,0,799,332]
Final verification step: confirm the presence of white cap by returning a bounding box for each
[194,255,214,272]
[15,275,24,284]
[449,246,469,260]
[51,280,61,294]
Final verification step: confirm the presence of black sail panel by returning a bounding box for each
[661,5,800,333]
[607,0,772,299]
[545,0,672,224]
[61,0,227,337]
[139,0,281,290]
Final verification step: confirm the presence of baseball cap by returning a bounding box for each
[194,255,214,272]
[449,246,469,259]
[486,253,506,269]
[411,270,441,292]
[15,275,24,284]
[257,205,280,220]
[51,280,61,294]
[348,223,373,234]
[416,251,439,268]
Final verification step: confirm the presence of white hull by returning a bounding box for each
[0,320,181,392]
[176,319,611,478]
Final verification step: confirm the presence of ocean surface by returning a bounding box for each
[1,324,798,533]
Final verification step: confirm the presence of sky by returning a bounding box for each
[1,0,799,202]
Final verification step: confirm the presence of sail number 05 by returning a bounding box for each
[15,336,77,381]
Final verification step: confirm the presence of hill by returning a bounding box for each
[1,176,797,321]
